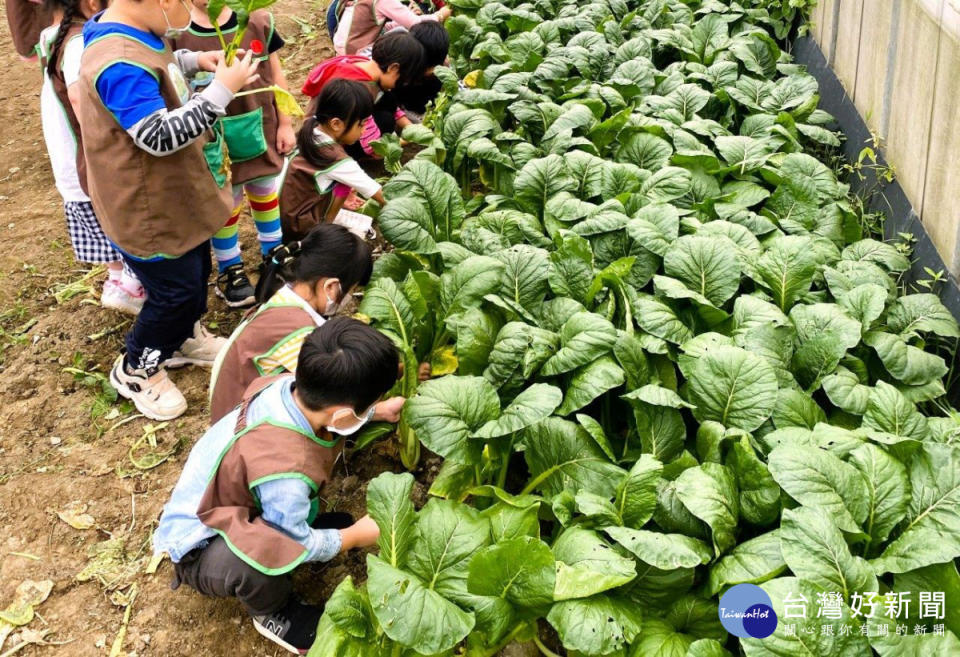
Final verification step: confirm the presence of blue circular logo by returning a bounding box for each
[718,584,778,638]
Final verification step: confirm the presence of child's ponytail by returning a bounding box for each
[297,79,374,168]
[44,0,79,79]
[255,224,373,304]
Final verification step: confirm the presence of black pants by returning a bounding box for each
[171,514,352,616]
[121,241,211,369]
[173,536,291,616]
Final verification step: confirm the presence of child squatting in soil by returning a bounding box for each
[301,29,424,160]
[172,0,296,310]
[278,79,387,241]
[39,0,147,315]
[75,0,259,421]
[208,223,403,425]
[154,318,393,655]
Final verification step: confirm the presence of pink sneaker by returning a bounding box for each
[101,280,146,316]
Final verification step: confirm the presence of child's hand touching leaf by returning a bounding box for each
[373,396,405,423]
[339,514,380,550]
[215,49,260,93]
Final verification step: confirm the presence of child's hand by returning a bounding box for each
[276,121,296,154]
[197,50,226,73]
[340,515,380,551]
[418,362,432,382]
[214,50,260,94]
[374,396,405,423]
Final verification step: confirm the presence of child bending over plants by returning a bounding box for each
[39,0,146,315]
[301,30,424,161]
[278,80,386,240]
[378,20,449,124]
[210,223,411,425]
[76,0,259,420]
[154,318,395,654]
[172,0,295,309]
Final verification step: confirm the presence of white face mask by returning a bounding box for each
[162,0,192,39]
[323,281,352,317]
[325,404,376,436]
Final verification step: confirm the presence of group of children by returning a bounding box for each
[14,0,451,652]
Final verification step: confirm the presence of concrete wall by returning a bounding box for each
[809,0,960,277]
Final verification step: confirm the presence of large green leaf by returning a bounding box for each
[885,293,960,339]
[483,322,559,395]
[403,375,501,463]
[466,536,555,609]
[871,444,960,574]
[376,197,440,255]
[849,443,909,546]
[616,454,664,529]
[407,499,490,597]
[557,356,626,415]
[687,345,779,431]
[663,235,742,306]
[523,417,625,498]
[552,527,636,600]
[475,383,562,438]
[780,506,877,599]
[440,255,506,318]
[715,135,775,174]
[358,278,416,346]
[861,381,929,442]
[752,235,818,311]
[864,330,949,386]
[366,555,475,654]
[767,444,870,534]
[675,463,739,555]
[606,526,712,570]
[383,160,465,241]
[367,472,416,568]
[493,244,551,309]
[632,293,695,344]
[548,594,643,656]
[708,530,786,595]
[541,311,619,376]
[514,154,577,216]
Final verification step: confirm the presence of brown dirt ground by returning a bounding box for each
[0,2,439,655]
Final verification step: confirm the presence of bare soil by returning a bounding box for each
[0,2,430,655]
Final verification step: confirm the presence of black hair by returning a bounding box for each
[410,21,449,70]
[297,79,374,161]
[295,317,399,412]
[255,224,373,303]
[371,31,425,84]
[44,0,81,79]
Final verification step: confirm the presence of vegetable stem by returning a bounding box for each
[533,635,562,657]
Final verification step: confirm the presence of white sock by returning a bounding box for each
[120,269,144,296]
[107,266,122,283]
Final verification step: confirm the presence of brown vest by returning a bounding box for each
[76,28,233,259]
[172,11,283,184]
[197,375,342,574]
[209,302,315,424]
[342,0,387,55]
[279,144,351,241]
[7,0,50,58]
[39,21,88,193]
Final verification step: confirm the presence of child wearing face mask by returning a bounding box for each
[76,0,259,421]
[154,318,393,654]
[209,223,405,425]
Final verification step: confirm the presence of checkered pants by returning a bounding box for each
[64,201,122,264]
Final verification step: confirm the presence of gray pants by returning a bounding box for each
[172,536,292,616]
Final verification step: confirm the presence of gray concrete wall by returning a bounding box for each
[809,0,960,277]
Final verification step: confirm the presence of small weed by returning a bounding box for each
[51,266,105,304]
[61,352,131,433]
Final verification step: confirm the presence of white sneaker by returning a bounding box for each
[101,280,146,316]
[109,355,187,421]
[166,321,227,369]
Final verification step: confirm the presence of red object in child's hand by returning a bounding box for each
[249,39,264,55]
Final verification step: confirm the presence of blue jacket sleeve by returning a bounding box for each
[255,478,343,562]
[95,62,167,129]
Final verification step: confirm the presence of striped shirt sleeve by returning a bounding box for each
[256,329,310,375]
